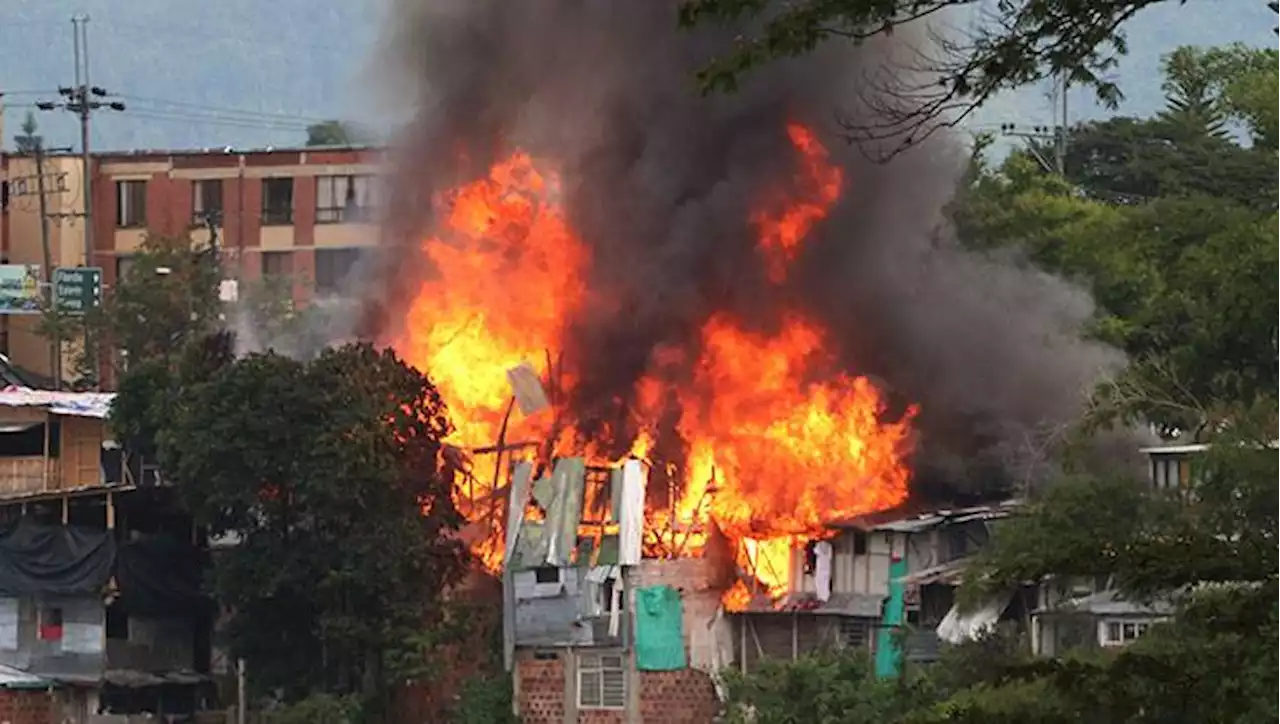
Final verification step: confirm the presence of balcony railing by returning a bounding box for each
[0,456,108,498]
[0,457,62,497]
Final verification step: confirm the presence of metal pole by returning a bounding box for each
[236,658,246,724]
[76,15,97,386]
[33,141,62,385]
[1055,72,1068,176]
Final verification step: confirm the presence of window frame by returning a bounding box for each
[192,179,224,222]
[115,255,136,283]
[261,251,292,278]
[316,174,375,224]
[116,180,147,228]
[313,247,365,295]
[37,605,64,642]
[576,652,626,710]
[261,177,294,225]
[1098,617,1160,647]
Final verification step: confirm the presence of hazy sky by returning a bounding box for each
[1,0,1272,152]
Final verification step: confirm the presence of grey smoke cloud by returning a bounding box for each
[367,0,1127,497]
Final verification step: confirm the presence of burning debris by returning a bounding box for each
[366,1,1121,605]
[389,126,913,607]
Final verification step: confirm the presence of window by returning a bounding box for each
[577,653,625,709]
[116,180,147,228]
[314,248,365,295]
[37,606,63,642]
[261,177,294,225]
[1100,619,1158,647]
[838,617,870,649]
[106,606,129,640]
[115,255,135,282]
[533,567,561,584]
[851,531,868,556]
[192,179,223,222]
[262,251,292,277]
[316,175,376,223]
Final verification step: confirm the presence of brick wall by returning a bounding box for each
[0,688,54,724]
[516,651,719,724]
[517,655,566,724]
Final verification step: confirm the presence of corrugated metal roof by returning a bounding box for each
[1035,589,1176,616]
[0,663,52,690]
[741,591,884,618]
[829,499,1022,532]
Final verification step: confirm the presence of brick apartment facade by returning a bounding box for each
[0,145,381,387]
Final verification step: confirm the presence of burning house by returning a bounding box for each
[353,1,1130,720]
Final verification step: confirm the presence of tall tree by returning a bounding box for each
[306,120,359,147]
[13,112,42,153]
[154,343,468,708]
[38,231,220,389]
[678,1,1269,155]
[1159,46,1231,140]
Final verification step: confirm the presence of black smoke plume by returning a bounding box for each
[363,0,1126,500]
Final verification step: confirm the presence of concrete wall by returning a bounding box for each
[0,596,104,681]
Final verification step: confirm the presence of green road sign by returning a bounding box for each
[53,267,103,314]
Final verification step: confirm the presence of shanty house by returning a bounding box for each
[1027,441,1207,657]
[505,458,723,724]
[729,500,1022,671]
[0,387,216,722]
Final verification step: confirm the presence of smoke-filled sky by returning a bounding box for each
[367,0,1126,499]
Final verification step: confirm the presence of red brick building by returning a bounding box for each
[1,145,381,386]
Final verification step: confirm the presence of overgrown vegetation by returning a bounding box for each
[720,41,1277,724]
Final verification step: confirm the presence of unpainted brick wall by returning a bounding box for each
[517,655,567,724]
[0,689,54,724]
[638,668,719,724]
[516,653,720,724]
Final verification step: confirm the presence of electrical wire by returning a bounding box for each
[115,94,333,124]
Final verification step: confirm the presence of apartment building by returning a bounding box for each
[0,145,382,386]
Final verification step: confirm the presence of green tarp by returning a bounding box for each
[875,557,908,678]
[635,585,687,671]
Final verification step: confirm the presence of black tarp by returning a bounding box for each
[116,534,212,615]
[0,521,209,615]
[0,518,115,596]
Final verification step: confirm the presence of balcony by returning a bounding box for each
[0,457,63,497]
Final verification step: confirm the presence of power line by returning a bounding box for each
[115,94,333,124]
[33,15,125,389]
[122,109,313,132]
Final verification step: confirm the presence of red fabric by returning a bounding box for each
[38,625,62,641]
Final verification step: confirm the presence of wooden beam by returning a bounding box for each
[41,413,50,492]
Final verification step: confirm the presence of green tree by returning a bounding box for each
[721,648,938,723]
[1159,46,1231,140]
[39,231,220,389]
[306,120,359,147]
[13,112,42,153]
[154,343,468,709]
[680,0,1165,149]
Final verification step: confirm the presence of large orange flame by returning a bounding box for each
[394,125,913,602]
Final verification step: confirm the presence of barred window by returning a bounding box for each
[577,653,625,710]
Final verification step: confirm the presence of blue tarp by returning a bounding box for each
[635,584,687,671]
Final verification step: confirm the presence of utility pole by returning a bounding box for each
[999,71,1070,177]
[1054,72,1069,178]
[31,140,74,387]
[36,14,126,388]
